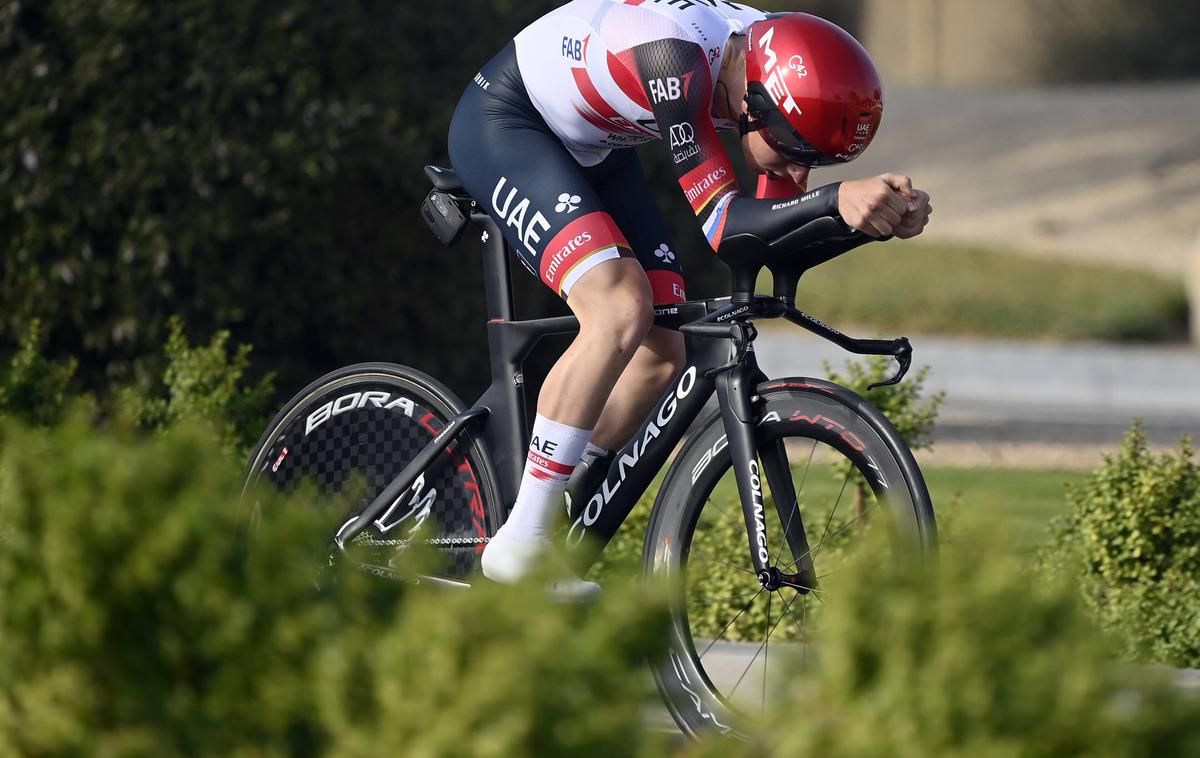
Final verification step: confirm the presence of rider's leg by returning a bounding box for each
[585,148,688,452]
[482,257,653,584]
[446,47,667,589]
[533,258,655,427]
[589,327,685,451]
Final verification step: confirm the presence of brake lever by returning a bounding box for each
[867,337,913,391]
[680,320,759,379]
[705,321,758,379]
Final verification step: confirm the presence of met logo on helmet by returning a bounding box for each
[756,25,799,116]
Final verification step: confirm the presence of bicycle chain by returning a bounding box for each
[352,535,490,548]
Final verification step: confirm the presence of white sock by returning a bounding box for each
[498,414,592,543]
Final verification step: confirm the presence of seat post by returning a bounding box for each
[475,215,515,321]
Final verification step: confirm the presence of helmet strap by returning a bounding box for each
[738,112,767,137]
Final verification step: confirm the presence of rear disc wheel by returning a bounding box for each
[243,363,502,582]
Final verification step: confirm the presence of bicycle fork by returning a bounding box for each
[712,329,819,594]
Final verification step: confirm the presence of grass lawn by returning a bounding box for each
[594,463,1086,581]
[761,240,1189,342]
[924,466,1087,552]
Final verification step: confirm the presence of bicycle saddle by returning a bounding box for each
[424,164,463,192]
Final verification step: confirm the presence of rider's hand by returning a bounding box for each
[894,187,932,239]
[838,174,926,239]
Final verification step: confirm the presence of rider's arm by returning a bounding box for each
[629,38,869,264]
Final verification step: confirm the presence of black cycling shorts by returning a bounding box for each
[448,42,686,304]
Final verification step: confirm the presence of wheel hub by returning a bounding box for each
[758,566,814,594]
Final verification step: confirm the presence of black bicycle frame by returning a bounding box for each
[335,211,911,586]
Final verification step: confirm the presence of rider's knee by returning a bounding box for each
[600,288,655,361]
[570,260,654,360]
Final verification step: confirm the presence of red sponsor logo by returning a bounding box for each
[788,411,867,452]
[681,158,735,213]
[540,212,629,289]
[528,450,575,476]
[646,270,686,304]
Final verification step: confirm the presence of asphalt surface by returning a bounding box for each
[754,328,1200,448]
[816,82,1200,277]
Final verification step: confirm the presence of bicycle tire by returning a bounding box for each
[243,362,504,581]
[643,377,936,739]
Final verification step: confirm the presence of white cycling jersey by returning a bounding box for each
[514,0,766,166]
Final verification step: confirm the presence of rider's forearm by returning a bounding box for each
[718,182,871,265]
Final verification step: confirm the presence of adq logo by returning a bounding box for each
[669,122,695,150]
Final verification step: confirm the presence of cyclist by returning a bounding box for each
[447,2,933,596]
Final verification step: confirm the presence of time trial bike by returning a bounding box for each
[243,164,937,739]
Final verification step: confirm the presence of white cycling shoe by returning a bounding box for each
[480,529,600,602]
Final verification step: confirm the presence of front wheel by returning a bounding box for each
[644,378,936,739]
[243,363,504,582]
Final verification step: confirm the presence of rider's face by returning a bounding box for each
[742,127,811,191]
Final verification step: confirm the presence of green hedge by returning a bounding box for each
[1045,423,1200,667]
[3,411,1198,754]
[749,528,1200,757]
[1,0,567,401]
[0,412,669,755]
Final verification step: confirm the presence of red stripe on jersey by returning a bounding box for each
[571,66,620,120]
[529,468,558,482]
[540,212,630,292]
[624,0,647,5]
[646,270,686,305]
[573,103,618,136]
[608,50,652,111]
[571,66,653,137]
[528,450,575,475]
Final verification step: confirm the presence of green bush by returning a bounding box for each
[0,412,668,755]
[0,319,77,427]
[1045,423,1200,668]
[123,316,274,456]
[0,0,564,401]
[316,576,669,758]
[0,412,372,754]
[706,527,1200,758]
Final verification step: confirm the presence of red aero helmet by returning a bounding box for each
[744,13,883,166]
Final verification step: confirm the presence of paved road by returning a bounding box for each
[754,329,1200,448]
[817,83,1200,277]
